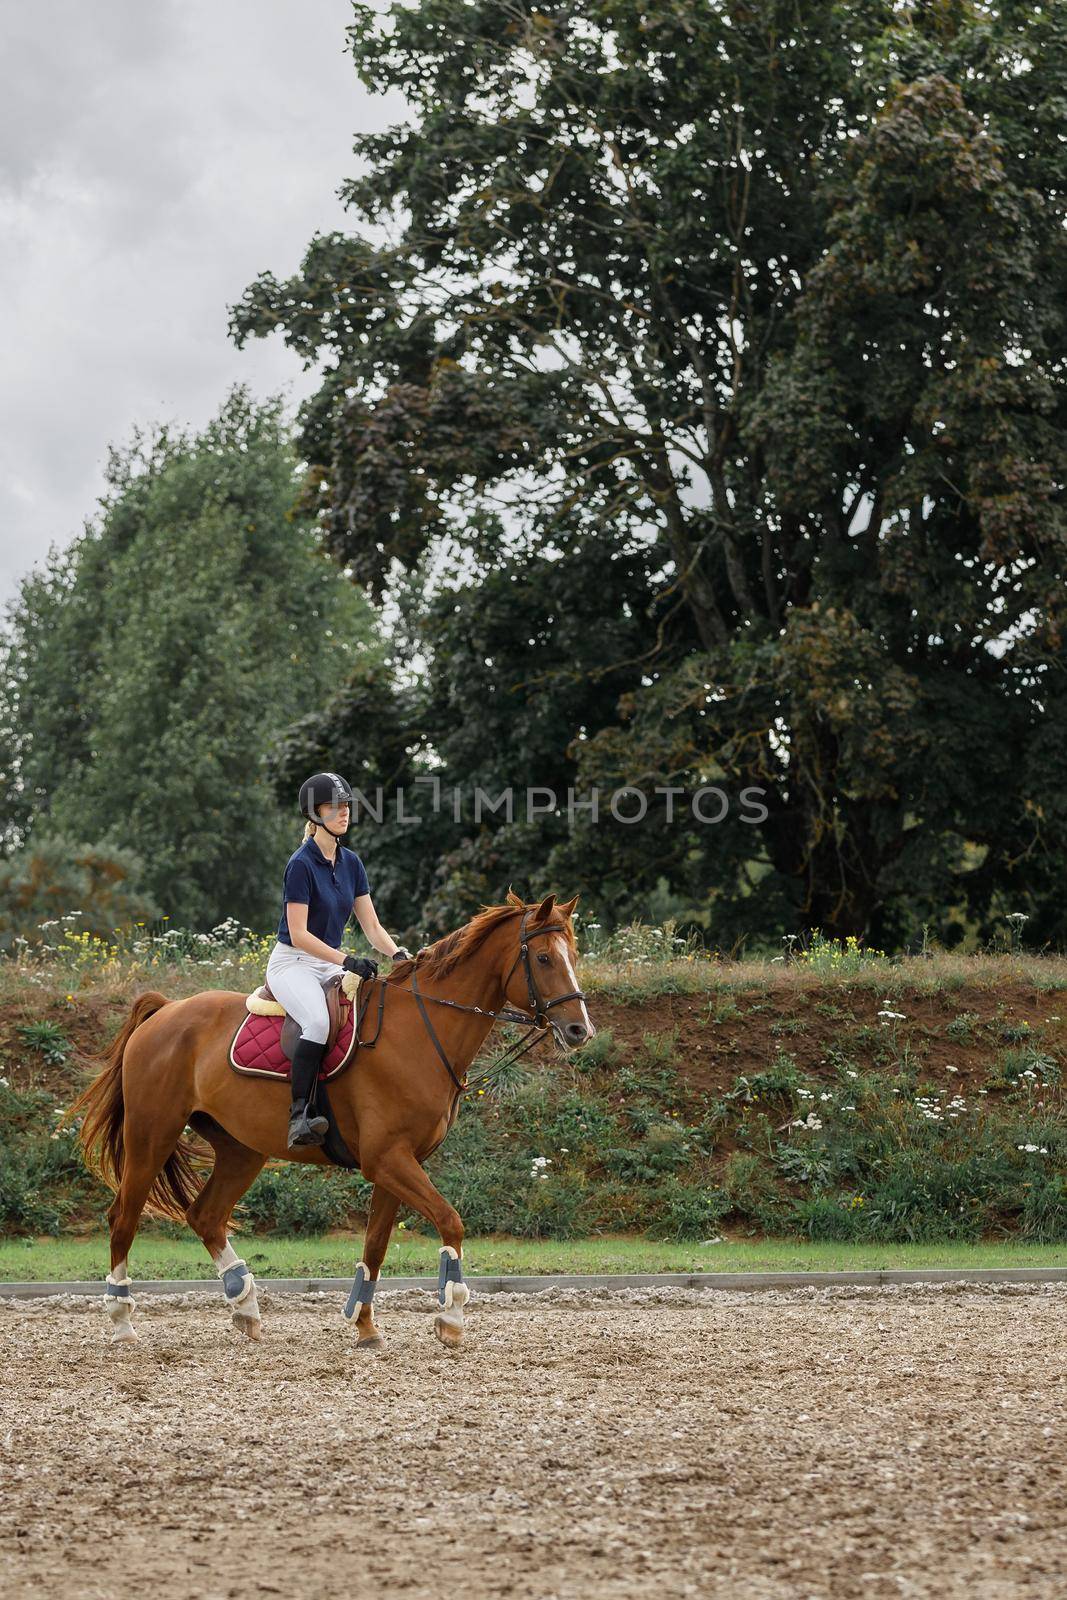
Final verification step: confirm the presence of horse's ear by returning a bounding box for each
[533,893,557,922]
[557,894,579,918]
[506,887,524,909]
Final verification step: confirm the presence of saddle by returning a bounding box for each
[249,974,348,1062]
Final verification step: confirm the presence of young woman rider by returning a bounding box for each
[265,772,413,1148]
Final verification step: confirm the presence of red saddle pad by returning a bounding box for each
[229,1003,358,1082]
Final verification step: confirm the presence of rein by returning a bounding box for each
[358,911,587,1101]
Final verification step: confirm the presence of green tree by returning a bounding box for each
[0,390,381,931]
[232,2,1067,945]
[268,514,675,937]
[0,837,161,954]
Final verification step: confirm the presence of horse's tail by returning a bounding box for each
[71,991,202,1221]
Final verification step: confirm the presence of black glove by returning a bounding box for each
[342,954,378,980]
[392,947,414,963]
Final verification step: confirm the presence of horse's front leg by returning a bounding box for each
[361,1145,469,1349]
[343,1183,400,1351]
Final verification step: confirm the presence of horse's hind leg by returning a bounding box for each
[184,1119,266,1341]
[106,1116,190,1343]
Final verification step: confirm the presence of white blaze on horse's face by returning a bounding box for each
[552,932,595,1045]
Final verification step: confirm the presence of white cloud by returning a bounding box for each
[0,0,403,609]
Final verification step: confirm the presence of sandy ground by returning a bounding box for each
[1,1283,1065,1600]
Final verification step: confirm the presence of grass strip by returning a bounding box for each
[2,1233,1066,1283]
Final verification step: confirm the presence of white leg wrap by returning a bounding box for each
[104,1269,137,1341]
[436,1246,470,1336]
[234,1281,262,1328]
[214,1240,260,1335]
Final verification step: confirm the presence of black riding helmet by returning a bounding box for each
[299,772,355,835]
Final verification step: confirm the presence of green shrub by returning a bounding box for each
[15,1021,72,1065]
[648,1183,729,1240]
[0,1080,99,1233]
[239,1165,372,1235]
[858,1151,993,1242]
[775,1143,833,1190]
[427,1115,534,1234]
[519,1172,589,1238]
[1019,1175,1067,1241]
[605,1120,691,1182]
[544,1095,618,1152]
[632,1028,678,1070]
[989,1046,1060,1090]
[721,1151,779,1220]
[789,1194,866,1241]
[737,1053,804,1099]
[472,1029,535,1099]
[573,1027,620,1072]
[945,1012,981,1041]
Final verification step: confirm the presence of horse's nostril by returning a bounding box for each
[565,1022,587,1045]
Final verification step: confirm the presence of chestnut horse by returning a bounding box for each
[74,891,592,1349]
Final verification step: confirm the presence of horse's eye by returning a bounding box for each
[537,952,551,965]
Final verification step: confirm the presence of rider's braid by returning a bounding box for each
[302,819,316,842]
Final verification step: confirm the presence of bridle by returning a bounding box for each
[499,909,587,1031]
[366,909,588,1100]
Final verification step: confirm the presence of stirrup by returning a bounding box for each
[287,1106,329,1148]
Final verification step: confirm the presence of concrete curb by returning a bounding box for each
[2,1268,1067,1301]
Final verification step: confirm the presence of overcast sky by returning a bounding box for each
[0,1,403,612]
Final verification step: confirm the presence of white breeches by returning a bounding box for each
[265,940,344,1045]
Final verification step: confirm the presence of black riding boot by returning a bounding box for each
[287,1037,329,1148]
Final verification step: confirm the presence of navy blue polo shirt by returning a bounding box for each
[276,836,370,948]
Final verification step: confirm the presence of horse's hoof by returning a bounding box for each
[111,1323,138,1344]
[233,1313,262,1342]
[356,1333,383,1352]
[434,1313,464,1349]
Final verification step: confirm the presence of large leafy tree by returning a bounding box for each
[0,390,381,931]
[269,516,669,937]
[232,1,1067,945]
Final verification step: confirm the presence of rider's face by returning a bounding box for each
[320,802,350,830]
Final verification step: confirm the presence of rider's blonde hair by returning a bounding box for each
[302,819,316,841]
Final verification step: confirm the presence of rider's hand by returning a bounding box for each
[391,947,414,963]
[342,954,378,980]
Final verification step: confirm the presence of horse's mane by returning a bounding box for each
[386,890,576,984]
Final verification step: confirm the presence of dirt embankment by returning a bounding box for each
[590,981,1066,1102]
[3,976,1064,1107]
